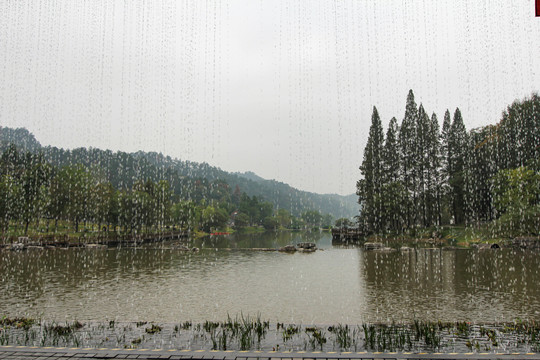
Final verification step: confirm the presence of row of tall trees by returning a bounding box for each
[0,147,177,234]
[357,91,540,235]
[0,145,334,235]
[1,126,357,219]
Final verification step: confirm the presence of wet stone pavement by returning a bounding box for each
[2,347,540,360]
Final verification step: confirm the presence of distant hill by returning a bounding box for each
[0,126,358,219]
[235,171,266,182]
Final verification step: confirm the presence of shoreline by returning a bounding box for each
[1,317,540,353]
[332,227,540,250]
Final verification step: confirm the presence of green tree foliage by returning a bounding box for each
[19,153,51,234]
[275,209,292,228]
[200,205,228,232]
[171,201,199,231]
[1,132,357,220]
[92,182,117,231]
[0,175,20,233]
[334,218,353,228]
[262,216,279,230]
[321,213,334,229]
[233,212,250,229]
[463,126,498,223]
[238,194,273,226]
[398,90,418,228]
[357,91,540,237]
[439,110,452,223]
[0,145,297,235]
[416,104,431,226]
[428,113,442,226]
[448,108,469,225]
[357,106,385,232]
[59,165,94,232]
[383,117,400,184]
[492,167,540,235]
[301,210,323,228]
[381,117,405,230]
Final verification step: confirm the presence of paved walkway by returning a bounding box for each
[1,346,540,360]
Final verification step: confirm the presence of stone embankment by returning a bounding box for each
[362,237,540,252]
[1,232,189,251]
[278,242,317,253]
[508,237,540,249]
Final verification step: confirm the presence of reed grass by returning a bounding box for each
[1,315,540,352]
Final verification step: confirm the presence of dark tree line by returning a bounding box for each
[0,145,334,236]
[357,91,540,236]
[0,127,357,219]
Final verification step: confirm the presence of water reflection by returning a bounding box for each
[361,249,540,323]
[0,234,538,324]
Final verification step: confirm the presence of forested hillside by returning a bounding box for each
[357,91,540,236]
[0,127,357,220]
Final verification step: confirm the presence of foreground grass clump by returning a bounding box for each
[205,314,270,350]
[305,326,327,350]
[145,324,162,334]
[0,316,35,330]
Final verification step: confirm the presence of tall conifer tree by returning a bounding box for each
[382,117,404,230]
[399,90,418,227]
[428,113,442,226]
[383,117,400,184]
[357,106,385,232]
[439,110,452,223]
[416,104,431,226]
[448,108,468,224]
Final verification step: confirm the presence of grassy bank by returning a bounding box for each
[362,225,523,249]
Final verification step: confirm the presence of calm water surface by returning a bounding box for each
[1,232,539,324]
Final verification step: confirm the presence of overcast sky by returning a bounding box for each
[1,0,539,195]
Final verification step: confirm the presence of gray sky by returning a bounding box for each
[1,0,539,195]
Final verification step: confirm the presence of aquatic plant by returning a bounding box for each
[145,324,162,334]
[282,324,300,342]
[305,327,326,350]
[0,329,9,345]
[413,320,441,348]
[181,321,192,329]
[328,324,358,350]
[455,321,471,336]
[203,320,219,333]
[0,316,35,330]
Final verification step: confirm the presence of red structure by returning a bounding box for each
[537,0,540,16]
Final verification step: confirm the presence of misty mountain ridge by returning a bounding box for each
[0,126,358,219]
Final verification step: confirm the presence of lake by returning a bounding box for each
[1,231,539,324]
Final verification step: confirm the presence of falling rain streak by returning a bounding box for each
[0,1,537,194]
[0,0,539,353]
